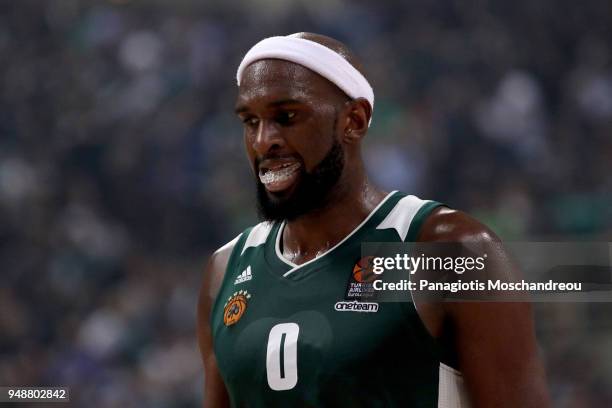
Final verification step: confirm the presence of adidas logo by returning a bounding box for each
[234,266,253,285]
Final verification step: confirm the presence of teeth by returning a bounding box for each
[259,163,301,184]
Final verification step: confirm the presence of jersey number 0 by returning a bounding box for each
[266,323,299,391]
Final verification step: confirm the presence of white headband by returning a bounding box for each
[236,35,374,124]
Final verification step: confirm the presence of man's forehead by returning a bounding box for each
[237,59,341,106]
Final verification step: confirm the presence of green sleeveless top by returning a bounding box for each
[211,191,470,408]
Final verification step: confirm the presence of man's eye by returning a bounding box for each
[243,117,259,126]
[277,111,296,125]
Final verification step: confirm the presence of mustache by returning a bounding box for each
[255,154,302,168]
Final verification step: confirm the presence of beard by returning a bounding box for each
[255,139,345,222]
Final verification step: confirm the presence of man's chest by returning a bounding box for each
[211,259,407,392]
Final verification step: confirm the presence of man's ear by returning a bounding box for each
[342,98,371,143]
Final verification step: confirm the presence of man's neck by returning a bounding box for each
[280,180,387,265]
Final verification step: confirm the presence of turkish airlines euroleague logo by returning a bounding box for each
[352,256,377,283]
[346,256,378,300]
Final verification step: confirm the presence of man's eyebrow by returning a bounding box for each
[234,105,248,114]
[234,99,304,114]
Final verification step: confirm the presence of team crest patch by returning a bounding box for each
[223,290,251,326]
[346,256,377,300]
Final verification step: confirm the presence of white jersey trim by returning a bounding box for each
[375,195,431,241]
[438,362,470,408]
[241,222,274,255]
[277,191,399,277]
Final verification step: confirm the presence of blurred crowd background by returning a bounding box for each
[1,0,611,406]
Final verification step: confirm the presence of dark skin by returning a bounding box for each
[198,33,550,408]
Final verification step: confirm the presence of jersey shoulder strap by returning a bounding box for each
[376,193,444,242]
[222,221,275,282]
[238,221,275,256]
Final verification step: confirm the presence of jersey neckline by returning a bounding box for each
[272,190,399,278]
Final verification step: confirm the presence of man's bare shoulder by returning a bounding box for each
[204,234,241,303]
[417,206,501,244]
[197,234,241,350]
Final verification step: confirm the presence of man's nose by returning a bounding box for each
[252,120,284,155]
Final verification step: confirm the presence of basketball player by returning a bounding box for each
[197,32,550,407]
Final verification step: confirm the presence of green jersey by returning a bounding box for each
[211,191,469,407]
